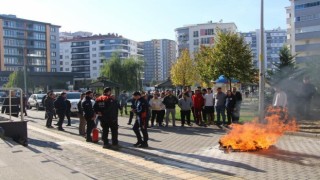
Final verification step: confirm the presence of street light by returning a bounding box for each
[259,0,265,122]
[23,47,27,95]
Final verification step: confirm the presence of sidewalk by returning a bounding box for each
[1,111,320,179]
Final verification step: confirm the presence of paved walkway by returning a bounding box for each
[1,110,320,179]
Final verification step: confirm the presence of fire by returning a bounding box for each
[219,106,298,151]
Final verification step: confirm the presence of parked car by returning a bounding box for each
[28,94,46,110]
[54,92,82,115]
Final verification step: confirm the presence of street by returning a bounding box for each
[1,108,320,179]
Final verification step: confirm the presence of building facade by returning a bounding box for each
[0,14,60,73]
[287,0,320,62]
[242,28,287,69]
[59,34,143,80]
[175,21,238,56]
[142,39,177,84]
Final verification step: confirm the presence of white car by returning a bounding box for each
[28,94,46,110]
[65,92,81,114]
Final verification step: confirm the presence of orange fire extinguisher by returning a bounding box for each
[92,128,99,143]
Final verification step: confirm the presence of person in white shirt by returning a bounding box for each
[273,86,287,108]
[149,93,164,127]
[204,88,215,125]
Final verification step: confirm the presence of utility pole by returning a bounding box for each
[259,0,265,122]
[23,47,27,95]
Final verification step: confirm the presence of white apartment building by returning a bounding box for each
[175,21,238,56]
[59,34,143,80]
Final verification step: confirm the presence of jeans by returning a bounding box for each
[46,111,53,127]
[133,116,148,144]
[165,108,176,126]
[215,105,226,124]
[180,110,191,125]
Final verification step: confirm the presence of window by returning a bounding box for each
[193,39,199,46]
[66,68,70,71]
[93,60,97,64]
[50,27,56,32]
[92,54,97,57]
[51,60,56,65]
[92,41,96,44]
[193,31,199,37]
[201,38,210,44]
[60,67,63,71]
[50,43,56,49]
[51,52,56,57]
[92,48,96,51]
[92,67,97,70]
[50,35,56,40]
[60,61,63,65]
[65,62,69,65]
[60,55,63,59]
[51,68,56,72]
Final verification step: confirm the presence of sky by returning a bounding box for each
[0,0,290,41]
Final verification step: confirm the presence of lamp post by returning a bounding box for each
[258,0,265,122]
[23,47,27,95]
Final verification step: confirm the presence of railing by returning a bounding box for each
[0,88,24,121]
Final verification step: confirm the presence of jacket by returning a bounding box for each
[54,96,67,114]
[44,96,55,113]
[192,93,204,109]
[81,96,94,119]
[162,95,178,109]
[225,94,236,109]
[94,95,119,121]
[178,97,193,111]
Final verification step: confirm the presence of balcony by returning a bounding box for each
[295,31,320,40]
[295,43,320,52]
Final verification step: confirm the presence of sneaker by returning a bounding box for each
[47,126,54,128]
[133,142,142,147]
[58,127,65,131]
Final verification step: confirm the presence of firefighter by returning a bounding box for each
[132,91,149,148]
[94,87,119,149]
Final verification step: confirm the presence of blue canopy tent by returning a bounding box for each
[213,75,240,92]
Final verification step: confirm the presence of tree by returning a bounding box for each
[212,31,255,90]
[195,46,215,86]
[170,49,197,87]
[4,70,34,93]
[268,46,296,86]
[100,53,144,91]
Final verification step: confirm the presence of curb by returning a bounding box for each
[284,131,320,138]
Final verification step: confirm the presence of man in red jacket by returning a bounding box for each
[192,89,205,126]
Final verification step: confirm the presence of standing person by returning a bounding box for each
[158,92,166,127]
[192,89,205,126]
[178,92,193,127]
[65,99,71,126]
[119,90,129,116]
[201,88,207,123]
[2,91,20,117]
[162,90,178,127]
[232,87,242,123]
[78,93,86,136]
[44,92,55,128]
[42,91,52,119]
[300,76,316,119]
[22,93,28,116]
[215,87,226,125]
[54,92,67,131]
[127,96,136,125]
[132,91,149,148]
[149,92,163,127]
[204,88,215,125]
[82,91,96,142]
[273,86,287,108]
[94,87,119,149]
[225,90,236,125]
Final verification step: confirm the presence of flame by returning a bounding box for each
[219,106,298,151]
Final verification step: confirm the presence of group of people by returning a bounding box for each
[140,86,243,128]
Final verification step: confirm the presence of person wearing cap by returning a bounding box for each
[94,87,119,149]
[132,91,149,148]
[82,91,96,141]
[54,92,67,131]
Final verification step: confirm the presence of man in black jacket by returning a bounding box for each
[44,92,55,128]
[78,93,86,135]
[65,99,71,126]
[94,87,119,149]
[82,91,95,142]
[54,92,67,131]
[1,91,20,117]
[132,91,149,148]
[232,87,242,123]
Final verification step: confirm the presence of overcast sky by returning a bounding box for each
[0,0,290,41]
